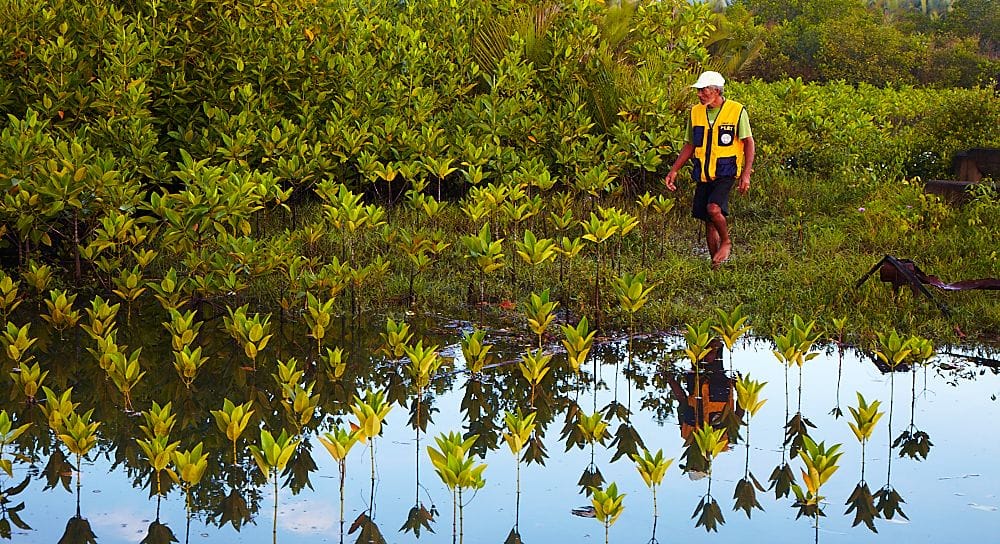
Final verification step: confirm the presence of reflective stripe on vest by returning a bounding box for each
[690,99,745,182]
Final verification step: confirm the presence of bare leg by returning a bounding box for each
[706,203,731,268]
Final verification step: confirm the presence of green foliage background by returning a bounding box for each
[0,0,998,340]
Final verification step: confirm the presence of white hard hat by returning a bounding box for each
[690,71,726,89]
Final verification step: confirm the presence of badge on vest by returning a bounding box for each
[717,124,736,146]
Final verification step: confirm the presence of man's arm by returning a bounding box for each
[664,143,695,191]
[738,136,755,195]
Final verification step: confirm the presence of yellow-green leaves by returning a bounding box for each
[875,330,912,369]
[735,375,768,418]
[304,292,336,348]
[693,426,728,465]
[223,304,273,365]
[462,223,505,274]
[515,229,556,267]
[590,482,626,528]
[380,317,412,359]
[404,340,442,391]
[0,410,31,477]
[57,409,100,458]
[2,322,37,365]
[523,289,558,347]
[211,398,255,465]
[502,410,537,457]
[318,426,362,463]
[712,304,751,351]
[10,361,47,402]
[772,315,820,367]
[249,429,300,481]
[612,271,655,315]
[561,316,596,374]
[518,348,552,404]
[578,412,610,445]
[172,442,209,489]
[684,319,714,366]
[426,432,486,492]
[632,448,673,489]
[793,436,843,517]
[351,389,393,443]
[460,328,493,374]
[41,289,81,332]
[847,393,882,444]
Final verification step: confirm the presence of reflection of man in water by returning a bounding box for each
[665,339,742,471]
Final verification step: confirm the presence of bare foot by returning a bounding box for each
[711,241,732,269]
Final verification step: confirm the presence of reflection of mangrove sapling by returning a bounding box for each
[896,336,934,460]
[590,482,625,544]
[53,405,100,522]
[1,323,36,368]
[137,402,179,498]
[873,330,913,521]
[10,360,47,404]
[249,429,300,544]
[427,432,487,544]
[380,317,413,359]
[404,339,443,536]
[170,442,209,544]
[318,425,362,544]
[460,328,494,375]
[223,304,274,370]
[211,399,255,466]
[0,410,30,480]
[791,436,843,541]
[523,289,558,350]
[519,349,552,408]
[352,389,394,518]
[41,288,81,335]
[829,317,848,418]
[711,304,752,372]
[845,392,883,532]
[734,375,767,518]
[0,410,30,536]
[692,426,727,532]
[631,448,673,542]
[577,411,610,495]
[503,409,537,534]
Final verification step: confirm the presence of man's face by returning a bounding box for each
[697,86,720,105]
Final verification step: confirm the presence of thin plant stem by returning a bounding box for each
[272,474,278,544]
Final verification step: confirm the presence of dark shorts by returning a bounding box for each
[692,177,735,221]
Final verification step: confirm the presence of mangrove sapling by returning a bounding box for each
[41,289,81,336]
[829,317,848,418]
[1,322,36,369]
[577,411,610,496]
[427,432,487,544]
[351,389,394,521]
[711,304,752,372]
[9,361,47,404]
[733,375,767,518]
[54,407,100,526]
[613,271,656,410]
[560,316,596,398]
[0,410,30,481]
[304,292,336,353]
[223,305,274,370]
[772,315,820,458]
[873,330,913,522]
[111,266,146,321]
[691,426,728,532]
[137,402,179,498]
[523,289,558,350]
[581,212,618,320]
[631,448,673,542]
[249,429,300,544]
[170,443,209,544]
[590,482,625,544]
[518,348,552,409]
[148,268,190,314]
[318,425,362,544]
[683,319,714,403]
[403,340,443,537]
[0,272,22,322]
[791,437,844,541]
[845,392,883,532]
[380,317,413,360]
[460,328,494,375]
[894,336,934,460]
[602,206,638,277]
[211,399,255,466]
[106,348,145,412]
[514,229,556,297]
[461,222,505,305]
[502,409,537,536]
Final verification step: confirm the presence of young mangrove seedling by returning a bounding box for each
[10,361,47,404]
[249,429,300,544]
[0,410,31,478]
[170,442,209,542]
[845,392,883,532]
[632,447,673,540]
[561,316,596,376]
[41,289,81,334]
[460,328,494,375]
[304,292,336,352]
[590,482,625,544]
[522,289,558,349]
[319,425,362,544]
[2,322,37,367]
[518,348,552,408]
[427,431,486,544]
[692,425,728,532]
[211,399,255,466]
[503,409,537,531]
[223,304,273,369]
[734,374,768,518]
[106,348,145,412]
[380,317,413,359]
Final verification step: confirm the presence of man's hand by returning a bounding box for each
[737,172,750,195]
[664,170,678,192]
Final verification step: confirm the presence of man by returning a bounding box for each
[664,70,755,269]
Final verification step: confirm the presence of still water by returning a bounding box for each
[4,314,999,543]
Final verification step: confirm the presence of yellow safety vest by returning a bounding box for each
[690,99,745,182]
